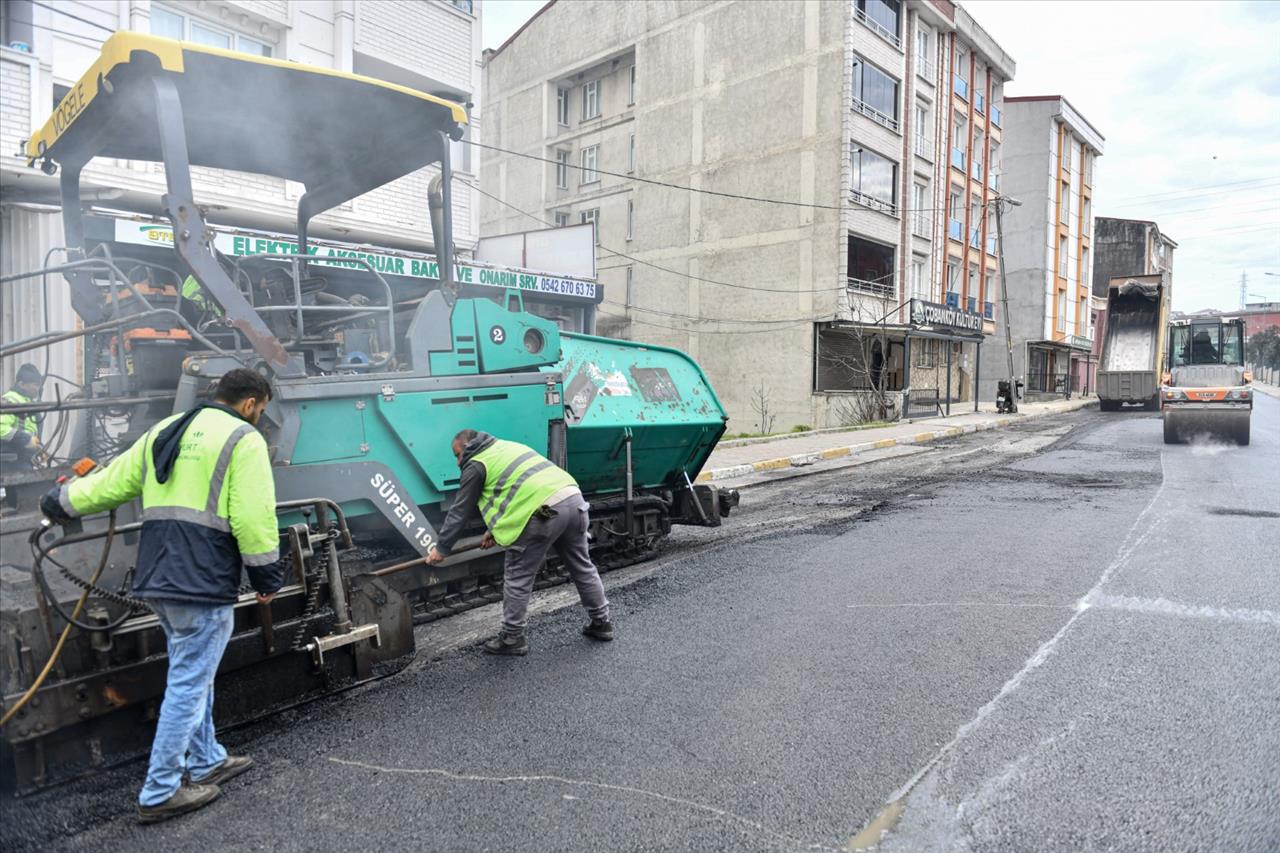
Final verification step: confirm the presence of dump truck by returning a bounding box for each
[1161,317,1252,446]
[1097,274,1170,411]
[0,33,738,792]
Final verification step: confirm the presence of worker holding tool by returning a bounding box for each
[427,429,612,656]
[0,363,44,468]
[40,368,285,823]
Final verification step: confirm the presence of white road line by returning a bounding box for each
[1085,592,1280,626]
[847,602,1070,609]
[328,757,839,851]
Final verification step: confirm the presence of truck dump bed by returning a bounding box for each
[1098,277,1168,408]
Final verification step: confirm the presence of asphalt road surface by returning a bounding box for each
[4,396,1277,851]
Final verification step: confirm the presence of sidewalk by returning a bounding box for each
[1252,379,1280,400]
[697,396,1096,484]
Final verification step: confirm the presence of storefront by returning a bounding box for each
[902,298,986,418]
[1027,336,1093,399]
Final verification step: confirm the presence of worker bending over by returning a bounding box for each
[42,369,285,823]
[427,429,612,655]
[1,363,44,467]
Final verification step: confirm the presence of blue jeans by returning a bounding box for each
[138,601,235,806]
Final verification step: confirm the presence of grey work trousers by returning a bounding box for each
[501,491,609,632]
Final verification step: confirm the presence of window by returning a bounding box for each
[1056,290,1067,332]
[151,4,273,56]
[1060,183,1070,226]
[952,113,967,169]
[948,185,963,240]
[628,65,636,106]
[1080,246,1090,278]
[911,257,927,298]
[967,263,979,300]
[580,145,599,184]
[954,45,968,81]
[557,87,570,126]
[580,208,600,243]
[852,57,899,129]
[912,182,929,237]
[1059,236,1069,278]
[972,129,984,179]
[1079,297,1088,333]
[854,0,901,47]
[946,260,960,293]
[626,199,634,240]
[1083,150,1094,186]
[850,146,897,212]
[989,140,1001,188]
[914,103,930,155]
[1081,197,1091,236]
[1060,130,1071,170]
[915,338,938,369]
[915,28,932,78]
[847,235,895,296]
[555,150,570,189]
[625,266,634,307]
[984,271,994,301]
[582,80,600,120]
[554,211,570,228]
[628,132,636,173]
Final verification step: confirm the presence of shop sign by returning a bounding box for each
[909,299,984,333]
[114,220,599,301]
[1068,334,1092,350]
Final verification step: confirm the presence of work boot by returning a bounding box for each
[582,618,614,642]
[137,782,221,824]
[191,755,254,787]
[483,629,528,656]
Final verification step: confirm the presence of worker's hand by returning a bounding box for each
[481,531,496,550]
[256,592,276,605]
[39,486,73,526]
[425,546,445,565]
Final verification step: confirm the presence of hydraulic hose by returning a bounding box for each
[0,511,118,729]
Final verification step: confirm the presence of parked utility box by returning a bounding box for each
[1097,274,1170,411]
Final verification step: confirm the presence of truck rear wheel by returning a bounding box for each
[1100,399,1120,412]
[1144,395,1160,412]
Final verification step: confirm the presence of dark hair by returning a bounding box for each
[15,363,42,385]
[214,368,273,406]
[453,429,478,446]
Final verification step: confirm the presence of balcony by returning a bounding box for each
[914,133,934,159]
[951,148,966,170]
[850,189,898,217]
[975,92,985,114]
[916,55,934,81]
[913,213,932,239]
[986,234,998,255]
[945,291,960,309]
[969,228,981,248]
[953,75,968,100]
[849,276,896,298]
[948,218,963,241]
[854,6,901,48]
[967,296,978,313]
[983,301,994,320]
[991,105,1002,127]
[853,98,899,132]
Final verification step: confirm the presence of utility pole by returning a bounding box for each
[1239,270,1247,311]
[994,194,1021,412]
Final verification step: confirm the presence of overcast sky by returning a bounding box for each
[482,0,1280,311]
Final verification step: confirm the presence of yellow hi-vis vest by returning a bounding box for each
[472,439,577,547]
[1,389,37,442]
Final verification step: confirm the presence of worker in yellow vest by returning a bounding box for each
[0,363,43,467]
[427,429,612,655]
[42,368,285,823]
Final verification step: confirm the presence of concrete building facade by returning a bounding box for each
[481,0,1014,431]
[984,95,1103,401]
[1,0,483,388]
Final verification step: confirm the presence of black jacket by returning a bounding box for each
[435,432,496,554]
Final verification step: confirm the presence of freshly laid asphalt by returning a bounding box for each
[3,397,1277,851]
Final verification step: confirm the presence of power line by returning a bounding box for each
[1106,177,1280,207]
[469,139,981,216]
[472,183,897,301]
[30,1,118,34]
[8,17,106,46]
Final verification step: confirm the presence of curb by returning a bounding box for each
[695,399,1093,483]
[1252,382,1280,400]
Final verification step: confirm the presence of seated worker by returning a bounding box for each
[0,363,43,467]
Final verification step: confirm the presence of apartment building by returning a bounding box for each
[985,95,1103,400]
[481,0,1014,430]
[1,0,482,386]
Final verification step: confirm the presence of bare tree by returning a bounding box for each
[817,305,896,426]
[749,380,777,435]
